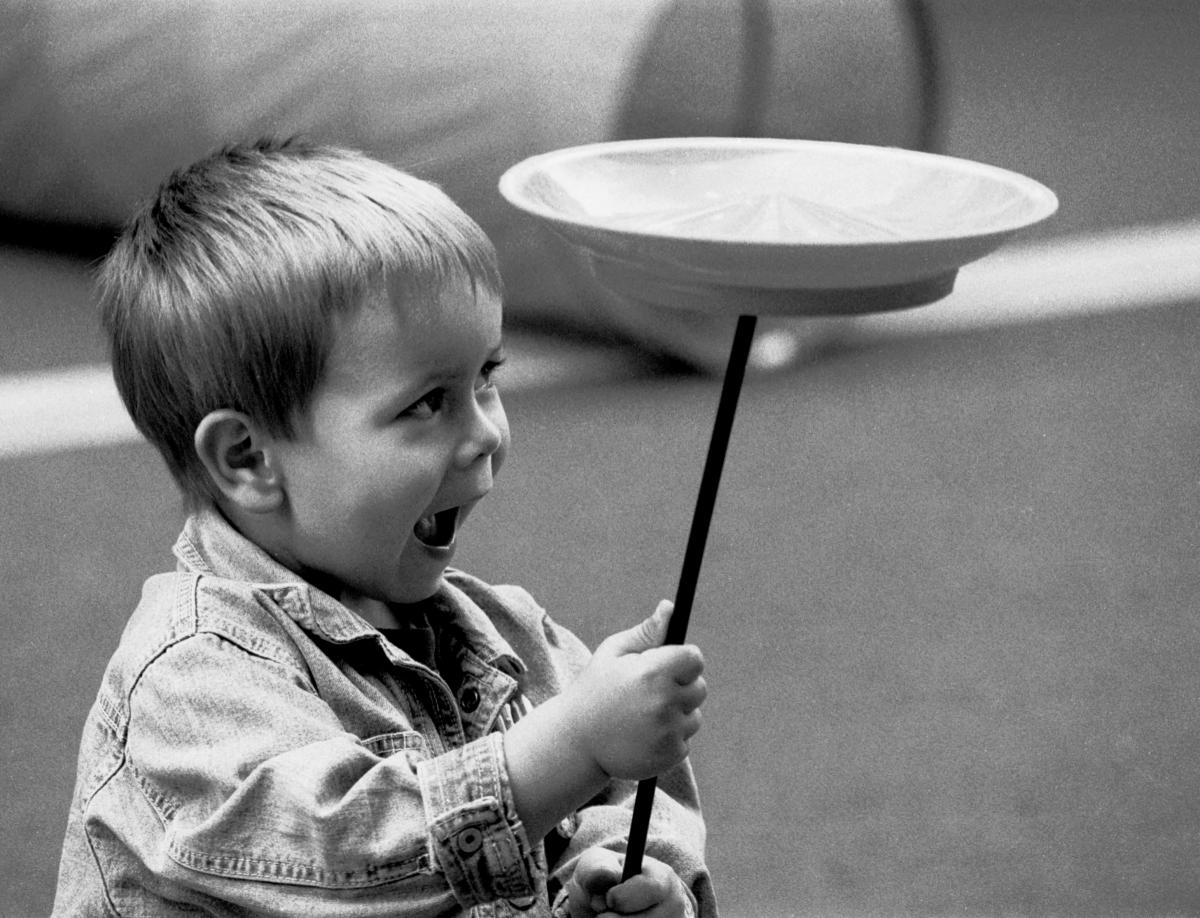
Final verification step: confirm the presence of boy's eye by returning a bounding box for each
[401,389,444,419]
[478,357,507,389]
[398,357,504,420]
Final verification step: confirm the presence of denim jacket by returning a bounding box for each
[53,509,715,917]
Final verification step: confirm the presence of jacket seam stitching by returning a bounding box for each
[80,757,133,917]
[164,838,431,888]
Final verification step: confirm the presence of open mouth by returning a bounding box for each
[413,507,460,549]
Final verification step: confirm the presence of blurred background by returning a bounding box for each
[3,1,1199,915]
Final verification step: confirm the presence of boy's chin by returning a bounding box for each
[384,572,448,607]
[314,569,445,609]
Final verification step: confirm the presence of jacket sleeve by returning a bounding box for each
[120,630,540,915]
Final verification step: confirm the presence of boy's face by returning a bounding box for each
[268,274,508,605]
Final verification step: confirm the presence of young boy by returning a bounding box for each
[53,138,714,917]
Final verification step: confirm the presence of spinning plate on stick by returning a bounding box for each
[499,137,1057,878]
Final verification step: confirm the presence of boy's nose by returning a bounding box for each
[456,395,508,469]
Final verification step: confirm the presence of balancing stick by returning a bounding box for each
[622,312,758,881]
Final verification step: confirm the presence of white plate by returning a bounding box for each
[499,138,1058,315]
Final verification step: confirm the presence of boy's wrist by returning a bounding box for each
[503,694,609,841]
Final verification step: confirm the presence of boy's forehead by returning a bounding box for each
[333,274,502,361]
[391,271,502,327]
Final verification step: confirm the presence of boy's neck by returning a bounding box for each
[339,592,402,630]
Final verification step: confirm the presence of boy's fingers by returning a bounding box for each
[639,644,705,684]
[601,600,673,655]
[672,645,705,684]
[680,680,706,714]
[635,599,673,648]
[568,850,625,918]
[572,847,624,895]
[604,879,657,915]
[605,857,684,914]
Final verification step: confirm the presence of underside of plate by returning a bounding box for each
[589,253,958,315]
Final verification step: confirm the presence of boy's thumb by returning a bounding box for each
[609,600,673,654]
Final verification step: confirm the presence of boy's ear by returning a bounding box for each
[194,410,285,513]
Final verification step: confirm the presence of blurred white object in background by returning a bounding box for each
[0,0,935,370]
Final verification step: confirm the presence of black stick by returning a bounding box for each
[622,313,758,881]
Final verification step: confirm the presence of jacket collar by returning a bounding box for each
[173,508,524,675]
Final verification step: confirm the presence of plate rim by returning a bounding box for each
[498,136,1060,249]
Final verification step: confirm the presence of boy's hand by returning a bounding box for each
[566,600,706,780]
[567,848,695,918]
[501,600,705,843]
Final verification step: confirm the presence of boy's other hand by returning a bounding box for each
[567,600,706,780]
[567,848,696,918]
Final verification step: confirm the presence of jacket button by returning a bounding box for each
[456,827,483,855]
[459,686,481,713]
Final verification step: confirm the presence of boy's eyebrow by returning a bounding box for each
[381,337,507,406]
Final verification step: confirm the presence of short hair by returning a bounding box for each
[98,137,503,506]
